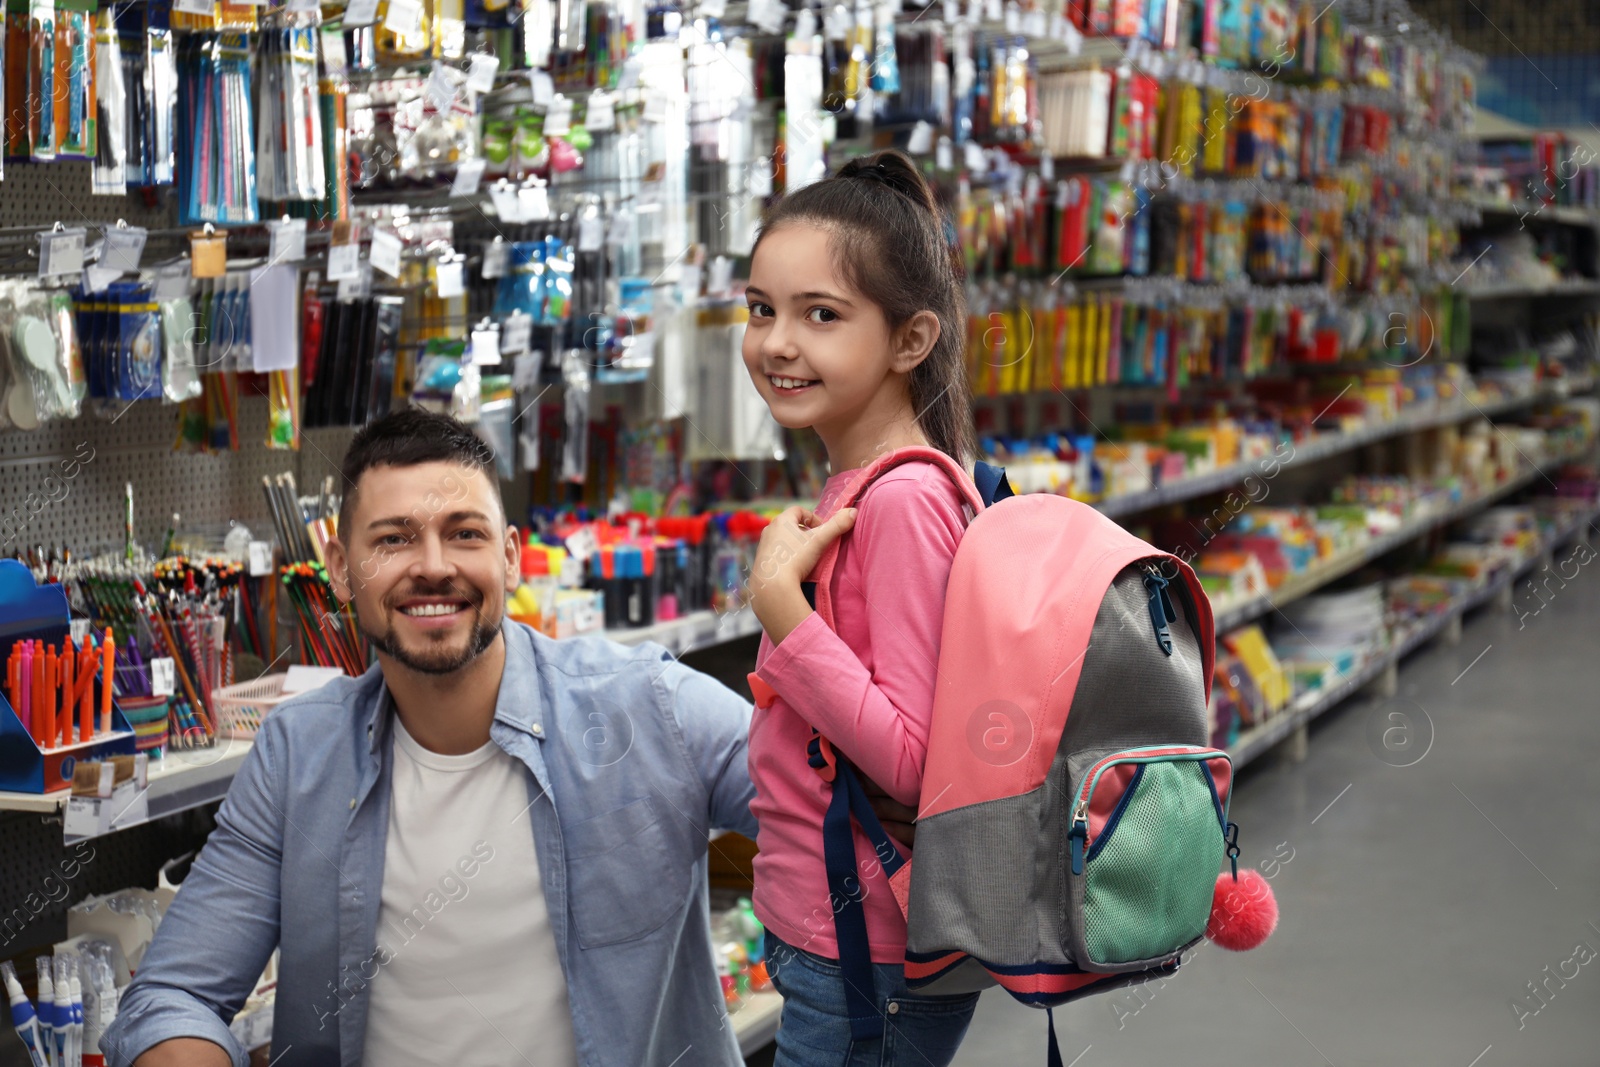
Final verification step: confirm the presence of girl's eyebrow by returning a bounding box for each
[745,285,855,307]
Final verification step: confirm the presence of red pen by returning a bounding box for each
[35,642,51,750]
[101,627,114,735]
[45,646,59,746]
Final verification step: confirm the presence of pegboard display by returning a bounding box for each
[0,807,219,963]
[0,399,355,554]
[0,161,178,233]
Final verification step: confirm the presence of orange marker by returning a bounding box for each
[6,649,17,720]
[35,642,52,750]
[79,635,95,737]
[45,646,59,746]
[101,628,114,735]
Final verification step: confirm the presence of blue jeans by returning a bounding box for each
[764,930,981,1067]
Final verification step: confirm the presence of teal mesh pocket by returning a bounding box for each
[1080,760,1222,967]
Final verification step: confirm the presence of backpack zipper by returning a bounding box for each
[1142,565,1176,656]
[1069,799,1088,875]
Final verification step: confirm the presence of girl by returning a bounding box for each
[742,149,980,1066]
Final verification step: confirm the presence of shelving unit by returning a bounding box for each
[1227,500,1599,770]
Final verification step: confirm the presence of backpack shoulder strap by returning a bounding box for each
[808,446,984,630]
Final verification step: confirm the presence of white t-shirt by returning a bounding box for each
[361,718,579,1067]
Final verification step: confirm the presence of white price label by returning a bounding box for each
[383,0,423,34]
[69,618,91,642]
[426,64,459,112]
[529,71,555,107]
[471,325,502,365]
[39,228,86,278]
[338,262,373,300]
[643,90,670,123]
[151,658,176,698]
[344,0,378,24]
[371,229,404,278]
[106,778,149,832]
[435,259,465,298]
[64,796,105,840]
[247,540,274,576]
[984,0,1001,21]
[289,0,320,11]
[467,52,500,93]
[502,312,533,356]
[102,226,148,273]
[327,241,360,281]
[700,0,726,15]
[544,95,573,137]
[173,0,213,14]
[482,239,511,278]
[268,218,307,264]
[906,120,934,154]
[564,527,600,563]
[578,215,604,252]
[512,350,540,389]
[586,91,615,132]
[490,183,524,222]
[519,184,550,221]
[451,157,486,198]
[936,136,953,171]
[83,266,121,294]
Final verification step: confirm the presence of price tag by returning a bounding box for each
[64,796,105,840]
[529,70,555,107]
[83,266,121,294]
[964,141,987,173]
[268,218,307,264]
[69,618,91,642]
[490,183,524,222]
[578,215,604,252]
[519,183,550,221]
[793,6,815,39]
[471,324,502,365]
[102,226,148,273]
[39,227,87,278]
[371,229,404,278]
[512,351,540,390]
[907,120,934,154]
[338,262,373,300]
[289,0,320,11]
[151,658,176,698]
[106,777,149,833]
[467,52,500,93]
[173,0,213,14]
[327,241,360,281]
[544,94,573,137]
[586,91,615,132]
[435,258,466,298]
[936,136,953,171]
[564,527,600,563]
[451,157,486,198]
[426,63,459,112]
[383,0,423,34]
[247,540,274,576]
[502,312,533,356]
[344,0,378,25]
[700,0,726,15]
[482,238,511,278]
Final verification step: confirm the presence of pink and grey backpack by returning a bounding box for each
[751,446,1275,1057]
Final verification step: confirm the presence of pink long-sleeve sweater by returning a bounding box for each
[748,460,968,963]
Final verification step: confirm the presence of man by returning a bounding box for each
[104,410,788,1067]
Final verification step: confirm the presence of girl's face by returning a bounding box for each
[742,224,902,437]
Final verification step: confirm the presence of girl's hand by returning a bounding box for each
[748,505,858,643]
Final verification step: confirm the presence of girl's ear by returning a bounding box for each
[891,310,941,374]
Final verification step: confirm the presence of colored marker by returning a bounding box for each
[100,628,114,736]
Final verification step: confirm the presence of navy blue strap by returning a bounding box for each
[821,759,907,1043]
[1047,1007,1064,1067]
[973,462,1015,508]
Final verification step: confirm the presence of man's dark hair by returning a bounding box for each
[337,409,500,540]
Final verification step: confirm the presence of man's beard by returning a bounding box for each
[364,590,501,675]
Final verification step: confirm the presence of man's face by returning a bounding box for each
[328,462,518,676]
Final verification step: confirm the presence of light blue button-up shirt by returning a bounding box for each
[102,620,760,1067]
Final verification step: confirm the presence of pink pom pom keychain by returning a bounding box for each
[1205,821,1278,951]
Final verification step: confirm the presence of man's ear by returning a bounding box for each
[326,537,352,603]
[504,526,520,594]
[890,310,941,375]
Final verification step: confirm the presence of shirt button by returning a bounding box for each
[887,1002,900,1015]
[531,724,544,737]
[350,798,357,809]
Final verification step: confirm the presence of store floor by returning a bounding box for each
[745,546,1600,1067]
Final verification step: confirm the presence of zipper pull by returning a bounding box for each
[1069,800,1088,875]
[1143,571,1174,656]
[1225,821,1241,881]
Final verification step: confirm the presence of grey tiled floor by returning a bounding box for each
[951,560,1600,1066]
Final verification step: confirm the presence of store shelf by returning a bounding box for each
[1210,439,1598,633]
[603,606,763,656]
[730,990,784,1055]
[1093,381,1587,519]
[1464,199,1600,228]
[1466,280,1600,300]
[0,740,254,836]
[1227,501,1599,771]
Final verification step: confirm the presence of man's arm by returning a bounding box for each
[101,727,288,1067]
[651,651,761,840]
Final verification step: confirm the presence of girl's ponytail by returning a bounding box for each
[754,150,977,465]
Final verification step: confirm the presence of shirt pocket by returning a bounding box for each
[564,796,689,948]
